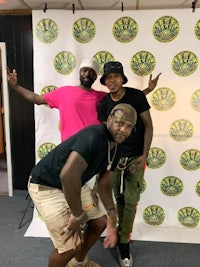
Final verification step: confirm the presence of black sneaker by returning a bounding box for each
[117,242,133,267]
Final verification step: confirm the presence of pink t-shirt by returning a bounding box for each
[44,86,107,141]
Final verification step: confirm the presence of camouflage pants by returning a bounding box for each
[112,157,144,243]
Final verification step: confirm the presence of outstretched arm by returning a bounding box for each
[143,72,162,95]
[7,67,46,105]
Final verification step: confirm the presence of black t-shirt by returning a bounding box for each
[30,124,120,189]
[98,87,150,158]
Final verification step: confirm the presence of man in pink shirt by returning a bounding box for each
[8,59,106,141]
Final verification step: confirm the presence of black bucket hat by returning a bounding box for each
[100,61,128,85]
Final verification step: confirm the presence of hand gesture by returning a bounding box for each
[61,212,88,248]
[7,67,18,87]
[129,155,146,173]
[148,72,162,93]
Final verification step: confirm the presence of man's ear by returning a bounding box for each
[106,114,112,124]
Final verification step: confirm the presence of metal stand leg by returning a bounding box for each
[18,193,33,229]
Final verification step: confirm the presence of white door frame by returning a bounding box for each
[1,42,13,196]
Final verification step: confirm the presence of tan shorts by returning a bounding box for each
[28,181,105,253]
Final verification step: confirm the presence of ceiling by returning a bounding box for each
[0,0,199,15]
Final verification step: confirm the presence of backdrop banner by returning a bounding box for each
[25,9,200,243]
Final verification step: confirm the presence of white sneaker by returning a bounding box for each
[68,257,101,267]
[119,254,133,267]
[117,242,133,267]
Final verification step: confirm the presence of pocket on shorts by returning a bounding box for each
[81,185,98,211]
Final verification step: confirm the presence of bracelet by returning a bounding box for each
[71,211,85,221]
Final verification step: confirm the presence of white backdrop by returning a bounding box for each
[25,9,200,243]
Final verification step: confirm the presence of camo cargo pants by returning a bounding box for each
[112,157,144,243]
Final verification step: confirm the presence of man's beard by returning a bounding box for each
[80,77,94,88]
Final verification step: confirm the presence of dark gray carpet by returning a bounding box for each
[0,190,200,267]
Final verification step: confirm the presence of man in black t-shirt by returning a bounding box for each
[28,103,137,267]
[98,61,160,267]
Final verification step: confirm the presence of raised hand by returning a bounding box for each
[7,67,18,87]
[148,72,162,92]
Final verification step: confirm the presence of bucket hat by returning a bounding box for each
[100,61,128,85]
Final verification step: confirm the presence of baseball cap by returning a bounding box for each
[79,58,99,75]
[110,103,137,125]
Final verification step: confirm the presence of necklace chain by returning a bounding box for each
[107,142,118,171]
